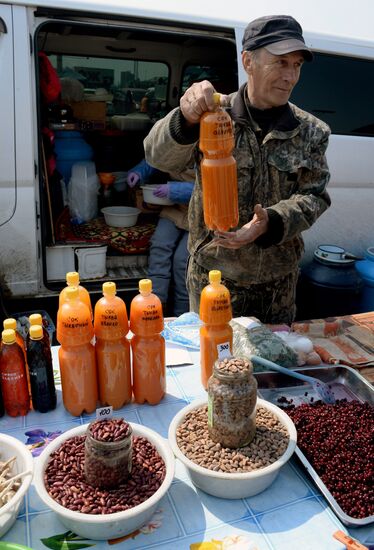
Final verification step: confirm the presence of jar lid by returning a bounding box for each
[314,244,355,265]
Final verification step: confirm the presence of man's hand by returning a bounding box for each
[213,204,269,249]
[180,80,226,125]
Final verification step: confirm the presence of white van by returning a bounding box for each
[0,0,373,311]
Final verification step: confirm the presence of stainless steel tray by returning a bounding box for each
[255,365,374,527]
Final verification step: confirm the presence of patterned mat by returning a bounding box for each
[55,208,156,254]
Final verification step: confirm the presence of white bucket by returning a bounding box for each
[75,246,107,279]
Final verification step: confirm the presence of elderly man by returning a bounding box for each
[144,14,331,324]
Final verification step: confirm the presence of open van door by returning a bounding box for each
[0,4,16,226]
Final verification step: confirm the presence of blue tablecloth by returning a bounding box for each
[0,346,373,550]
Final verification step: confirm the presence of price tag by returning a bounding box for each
[217,341,231,359]
[96,405,113,420]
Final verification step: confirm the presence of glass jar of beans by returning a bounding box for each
[84,418,133,489]
[207,357,257,448]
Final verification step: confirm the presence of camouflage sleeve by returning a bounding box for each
[269,132,331,244]
[144,108,197,181]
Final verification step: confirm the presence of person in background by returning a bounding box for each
[127,159,194,316]
[144,14,331,324]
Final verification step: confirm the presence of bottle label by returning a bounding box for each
[141,304,161,322]
[1,371,25,382]
[217,341,231,359]
[96,405,113,420]
[99,308,119,327]
[211,293,230,313]
[207,393,213,427]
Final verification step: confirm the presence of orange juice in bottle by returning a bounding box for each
[94,281,132,409]
[200,270,233,389]
[0,329,30,416]
[59,271,93,319]
[199,93,239,231]
[130,279,165,405]
[57,286,98,416]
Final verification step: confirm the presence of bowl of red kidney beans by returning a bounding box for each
[34,420,175,540]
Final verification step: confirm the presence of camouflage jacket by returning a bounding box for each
[144,84,331,285]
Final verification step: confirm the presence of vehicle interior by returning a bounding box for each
[36,16,238,304]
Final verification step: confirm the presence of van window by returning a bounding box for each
[182,63,238,96]
[50,54,169,118]
[291,53,374,137]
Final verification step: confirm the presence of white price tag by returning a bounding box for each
[217,341,231,359]
[96,406,113,420]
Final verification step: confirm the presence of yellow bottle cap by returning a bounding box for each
[66,271,79,286]
[139,279,152,293]
[209,270,222,284]
[3,318,17,330]
[65,286,79,300]
[30,325,43,340]
[2,328,16,344]
[103,281,116,296]
[29,313,42,326]
[213,92,221,105]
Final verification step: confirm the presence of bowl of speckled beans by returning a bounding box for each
[168,396,297,499]
[34,419,175,540]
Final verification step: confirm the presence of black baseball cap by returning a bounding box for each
[242,15,313,61]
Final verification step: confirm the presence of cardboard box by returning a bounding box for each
[71,101,106,125]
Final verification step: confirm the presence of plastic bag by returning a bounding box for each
[231,317,298,370]
[162,312,202,349]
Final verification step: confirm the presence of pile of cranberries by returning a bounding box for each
[284,399,373,519]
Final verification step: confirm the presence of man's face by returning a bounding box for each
[243,48,304,109]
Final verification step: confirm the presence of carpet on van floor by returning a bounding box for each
[55,207,156,254]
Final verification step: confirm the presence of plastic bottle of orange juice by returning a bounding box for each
[57,286,98,416]
[200,270,233,389]
[59,271,93,319]
[130,279,165,405]
[0,329,30,416]
[199,93,239,231]
[94,281,132,409]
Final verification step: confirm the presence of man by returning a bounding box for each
[144,15,331,323]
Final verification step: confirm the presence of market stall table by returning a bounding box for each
[0,345,373,550]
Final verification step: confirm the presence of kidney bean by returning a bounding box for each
[44,435,166,515]
[284,399,373,519]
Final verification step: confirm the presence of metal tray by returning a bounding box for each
[254,365,374,527]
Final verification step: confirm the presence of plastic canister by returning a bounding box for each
[68,161,99,223]
[355,247,374,311]
[297,245,363,319]
[54,131,94,184]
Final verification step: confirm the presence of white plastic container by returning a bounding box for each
[0,434,34,538]
[68,161,100,223]
[141,185,174,205]
[168,397,297,499]
[75,245,107,279]
[33,423,174,540]
[46,245,75,280]
[101,206,140,227]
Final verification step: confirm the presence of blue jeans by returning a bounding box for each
[147,218,189,316]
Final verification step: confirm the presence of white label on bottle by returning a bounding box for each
[217,341,231,359]
[96,406,113,420]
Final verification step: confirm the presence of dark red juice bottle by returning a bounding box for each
[0,329,30,416]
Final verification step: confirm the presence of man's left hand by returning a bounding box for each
[213,204,269,249]
[153,184,170,198]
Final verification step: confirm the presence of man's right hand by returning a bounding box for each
[180,80,219,125]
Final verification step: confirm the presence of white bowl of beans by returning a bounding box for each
[0,433,34,538]
[168,397,297,499]
[33,422,175,541]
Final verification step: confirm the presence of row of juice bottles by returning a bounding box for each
[0,268,233,418]
[0,314,56,417]
[57,272,165,416]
